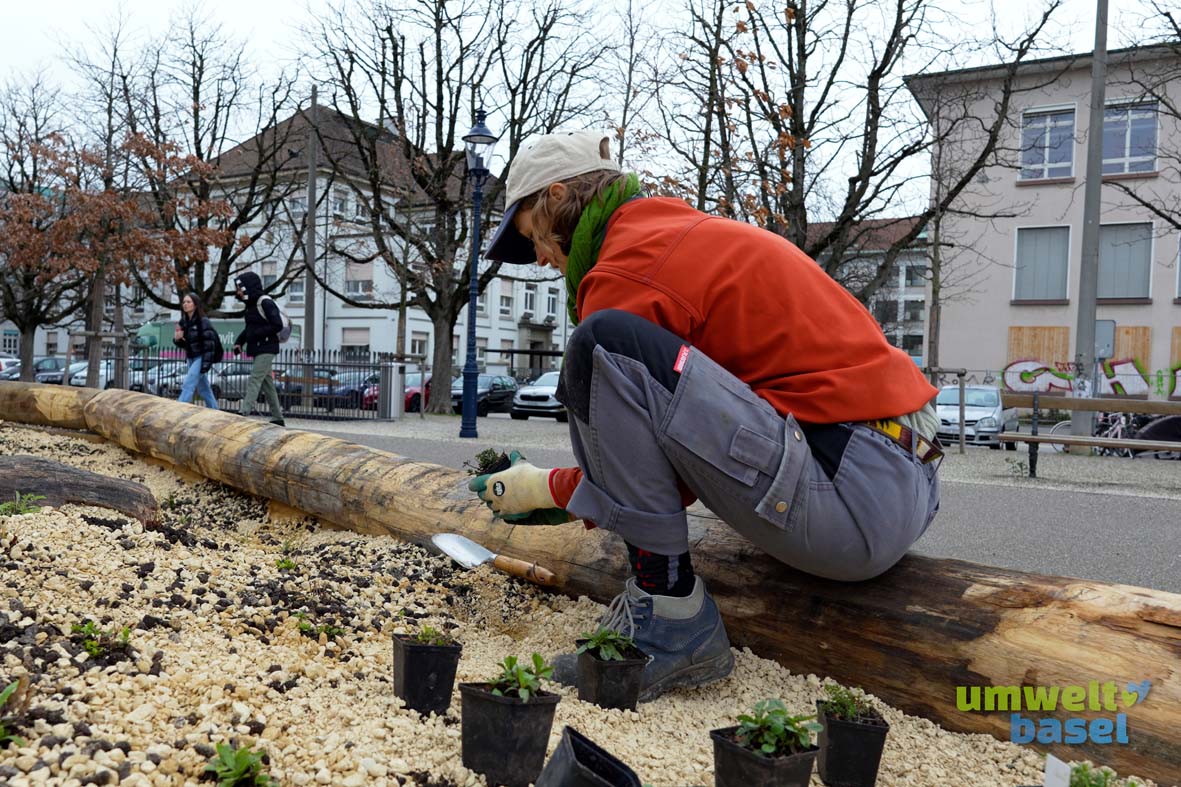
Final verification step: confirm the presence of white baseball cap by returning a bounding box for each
[485,130,620,264]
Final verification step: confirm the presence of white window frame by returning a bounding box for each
[1,330,18,355]
[410,332,429,358]
[290,196,307,218]
[476,337,487,364]
[499,293,513,318]
[1019,105,1076,180]
[260,261,278,288]
[1011,224,1071,302]
[45,331,58,356]
[1102,98,1158,176]
[477,290,487,313]
[546,287,559,318]
[345,279,374,297]
[332,188,349,216]
[287,278,304,303]
[524,283,537,314]
[1098,220,1154,300]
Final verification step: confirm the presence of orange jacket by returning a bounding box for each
[549,197,936,510]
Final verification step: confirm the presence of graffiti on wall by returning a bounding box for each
[1002,358,1181,398]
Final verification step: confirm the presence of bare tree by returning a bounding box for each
[306,0,604,412]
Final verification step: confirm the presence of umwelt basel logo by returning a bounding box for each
[956,680,1152,745]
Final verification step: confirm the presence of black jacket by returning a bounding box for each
[173,314,217,372]
[233,272,283,356]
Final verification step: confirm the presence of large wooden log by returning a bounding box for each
[0,455,159,526]
[0,381,96,430]
[1,383,1178,784]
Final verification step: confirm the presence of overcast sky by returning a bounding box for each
[2,0,1157,89]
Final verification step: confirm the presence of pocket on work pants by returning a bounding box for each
[660,349,810,531]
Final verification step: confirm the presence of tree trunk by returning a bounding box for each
[85,271,106,388]
[2,384,1180,785]
[425,311,454,414]
[0,455,158,526]
[18,329,36,382]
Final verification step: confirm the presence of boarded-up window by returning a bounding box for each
[1014,227,1069,301]
[1098,223,1151,299]
[341,327,370,356]
[345,262,374,296]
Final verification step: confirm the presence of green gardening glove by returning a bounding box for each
[500,508,575,526]
[468,450,559,516]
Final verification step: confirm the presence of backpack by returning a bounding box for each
[203,319,225,365]
[258,295,294,343]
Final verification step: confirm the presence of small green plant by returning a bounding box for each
[489,654,552,702]
[1003,456,1029,477]
[70,620,131,658]
[820,683,875,721]
[161,492,178,511]
[412,626,454,646]
[1070,763,1138,787]
[0,680,26,748]
[274,557,297,571]
[294,612,342,639]
[575,627,638,661]
[0,493,46,516]
[465,448,511,476]
[735,699,821,758]
[204,742,273,787]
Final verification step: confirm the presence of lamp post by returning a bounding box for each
[459,108,499,438]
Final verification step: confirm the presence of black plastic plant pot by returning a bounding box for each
[815,700,890,787]
[391,634,462,716]
[575,641,648,711]
[710,726,818,787]
[535,726,642,787]
[459,682,561,787]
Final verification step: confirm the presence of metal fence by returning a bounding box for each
[84,347,428,422]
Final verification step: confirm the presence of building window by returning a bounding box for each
[45,331,58,356]
[524,283,537,315]
[261,261,278,288]
[1,330,17,355]
[903,300,924,323]
[345,261,374,299]
[1103,101,1156,175]
[546,288,558,318]
[499,339,514,367]
[476,337,487,364]
[288,278,304,303]
[1098,223,1152,299]
[901,335,924,355]
[1014,226,1069,301]
[341,327,370,357]
[333,189,349,216]
[1020,109,1074,180]
[451,335,460,366]
[499,294,513,318]
[477,290,487,313]
[872,300,895,326]
[410,331,429,358]
[289,196,307,218]
[904,264,927,288]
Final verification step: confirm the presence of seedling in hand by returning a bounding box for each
[465,448,512,476]
[490,654,553,702]
[736,699,821,757]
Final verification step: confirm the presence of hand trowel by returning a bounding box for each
[431,533,558,587]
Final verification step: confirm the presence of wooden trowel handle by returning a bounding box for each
[492,554,558,587]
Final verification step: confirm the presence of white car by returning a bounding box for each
[510,371,567,421]
[935,384,1019,450]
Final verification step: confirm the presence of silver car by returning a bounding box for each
[935,385,1019,450]
[510,371,567,421]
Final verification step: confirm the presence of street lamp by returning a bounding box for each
[459,108,499,439]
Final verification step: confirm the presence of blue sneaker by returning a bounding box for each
[552,577,734,701]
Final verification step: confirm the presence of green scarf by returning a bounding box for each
[565,173,642,326]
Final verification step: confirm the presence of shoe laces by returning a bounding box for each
[598,590,641,638]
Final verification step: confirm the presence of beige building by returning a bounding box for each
[908,45,1181,399]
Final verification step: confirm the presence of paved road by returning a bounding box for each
[309,422,1181,594]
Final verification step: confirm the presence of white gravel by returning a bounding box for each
[0,423,1160,787]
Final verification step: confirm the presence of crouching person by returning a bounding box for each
[469,131,942,701]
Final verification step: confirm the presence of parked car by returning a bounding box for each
[213,360,262,402]
[0,356,20,374]
[6,356,70,382]
[935,384,1019,449]
[275,366,339,406]
[314,370,379,409]
[510,371,566,421]
[451,374,518,416]
[41,360,85,385]
[157,365,225,400]
[404,372,433,413]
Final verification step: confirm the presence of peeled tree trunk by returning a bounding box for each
[1,383,1179,785]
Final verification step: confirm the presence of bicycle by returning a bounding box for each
[1046,412,1144,456]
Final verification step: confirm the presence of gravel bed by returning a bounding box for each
[0,424,1158,787]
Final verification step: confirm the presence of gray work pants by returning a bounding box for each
[242,353,283,419]
[562,319,940,582]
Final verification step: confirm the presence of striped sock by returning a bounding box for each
[626,543,695,597]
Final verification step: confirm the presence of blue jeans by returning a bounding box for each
[179,358,219,409]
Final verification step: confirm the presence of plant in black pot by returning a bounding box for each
[392,625,462,716]
[710,699,821,787]
[816,684,890,787]
[460,653,561,787]
[575,628,649,711]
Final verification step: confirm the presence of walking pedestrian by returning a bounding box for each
[232,272,286,426]
[173,292,220,410]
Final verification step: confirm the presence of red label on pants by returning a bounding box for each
[674,345,690,373]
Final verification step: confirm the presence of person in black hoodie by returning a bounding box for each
[232,272,286,426]
[173,292,220,410]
